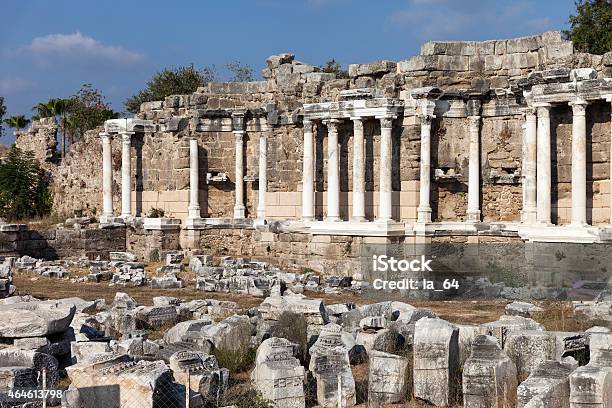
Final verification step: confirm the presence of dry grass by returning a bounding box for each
[11,213,68,229]
[12,274,262,308]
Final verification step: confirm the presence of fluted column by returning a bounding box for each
[522,108,538,224]
[535,103,552,224]
[466,116,481,222]
[570,98,589,226]
[325,119,340,221]
[233,130,246,219]
[101,132,114,221]
[417,113,434,223]
[351,117,366,222]
[378,117,394,221]
[302,119,315,221]
[187,136,200,219]
[257,131,268,222]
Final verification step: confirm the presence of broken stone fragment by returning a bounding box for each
[0,300,76,338]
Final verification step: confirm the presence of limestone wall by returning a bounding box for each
[0,226,126,260]
[16,31,612,226]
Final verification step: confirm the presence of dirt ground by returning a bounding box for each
[12,273,609,331]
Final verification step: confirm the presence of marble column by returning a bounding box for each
[606,96,612,224]
[351,117,365,221]
[302,119,315,221]
[257,131,268,222]
[325,119,340,222]
[101,132,114,221]
[187,136,200,219]
[522,108,538,224]
[569,98,589,226]
[417,114,434,223]
[378,117,394,222]
[120,132,132,219]
[535,103,552,224]
[466,116,481,222]
[233,129,246,219]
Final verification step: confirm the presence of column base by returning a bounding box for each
[570,221,589,228]
[100,215,125,225]
[233,206,246,219]
[351,216,366,222]
[520,209,537,224]
[302,216,314,222]
[188,206,201,219]
[466,210,481,223]
[325,216,341,222]
[417,207,432,224]
[254,218,267,227]
[185,217,207,229]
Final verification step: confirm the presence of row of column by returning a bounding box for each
[100,128,268,223]
[415,101,482,223]
[301,116,395,223]
[522,97,612,226]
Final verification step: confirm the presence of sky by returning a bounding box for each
[0,0,577,144]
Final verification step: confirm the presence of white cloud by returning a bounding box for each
[0,77,35,95]
[18,32,144,66]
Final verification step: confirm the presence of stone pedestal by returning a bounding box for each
[413,317,460,406]
[462,335,517,408]
[368,350,409,406]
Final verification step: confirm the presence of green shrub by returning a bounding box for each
[147,207,165,218]
[149,248,160,262]
[269,312,308,362]
[0,147,52,220]
[213,342,255,374]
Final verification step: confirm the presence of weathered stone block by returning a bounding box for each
[368,350,409,406]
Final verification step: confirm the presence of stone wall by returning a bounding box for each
[15,31,612,226]
[0,226,126,260]
[15,117,58,169]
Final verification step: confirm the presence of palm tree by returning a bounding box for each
[32,99,69,158]
[3,115,30,133]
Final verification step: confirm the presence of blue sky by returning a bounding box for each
[1,0,576,144]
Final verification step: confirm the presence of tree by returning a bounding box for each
[0,97,5,138]
[65,84,119,144]
[3,115,30,133]
[125,65,218,113]
[320,59,349,78]
[0,147,52,220]
[563,0,612,54]
[226,61,254,82]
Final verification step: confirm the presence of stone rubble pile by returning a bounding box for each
[0,254,611,408]
[0,258,15,298]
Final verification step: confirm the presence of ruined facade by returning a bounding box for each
[15,31,612,250]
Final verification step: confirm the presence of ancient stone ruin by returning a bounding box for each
[0,30,611,407]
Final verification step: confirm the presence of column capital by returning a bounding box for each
[323,118,341,132]
[378,116,394,129]
[99,132,111,140]
[120,132,134,144]
[569,98,588,115]
[522,107,537,119]
[604,94,612,103]
[303,117,313,127]
[419,114,435,126]
[351,117,364,131]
